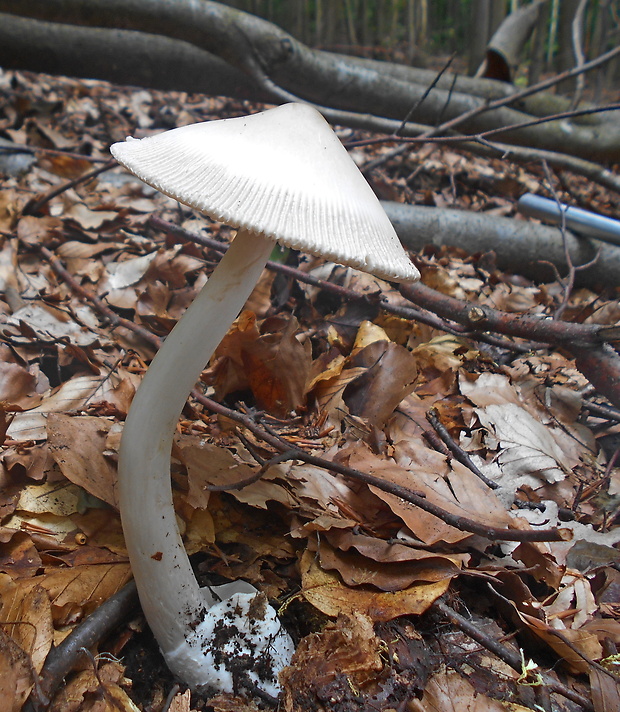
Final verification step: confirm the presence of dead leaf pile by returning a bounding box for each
[0,68,619,711]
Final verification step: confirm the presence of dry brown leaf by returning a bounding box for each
[16,215,62,248]
[0,574,53,673]
[0,359,38,407]
[409,667,519,711]
[49,660,140,712]
[317,538,462,591]
[0,532,42,577]
[0,627,35,712]
[47,414,118,508]
[344,338,417,427]
[300,550,449,621]
[7,302,100,347]
[590,667,620,712]
[64,203,118,230]
[412,334,479,373]
[40,563,132,623]
[326,529,467,566]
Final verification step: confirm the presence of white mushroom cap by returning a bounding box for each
[110,103,419,283]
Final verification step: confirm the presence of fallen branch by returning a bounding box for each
[383,202,620,288]
[399,281,620,409]
[25,581,138,712]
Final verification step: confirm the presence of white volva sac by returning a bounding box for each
[111,103,419,696]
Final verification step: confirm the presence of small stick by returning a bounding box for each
[25,581,138,712]
[434,598,594,711]
[23,159,117,215]
[426,407,499,489]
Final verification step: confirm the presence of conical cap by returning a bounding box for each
[111,103,419,282]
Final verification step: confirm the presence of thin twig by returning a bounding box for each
[23,159,117,215]
[353,102,620,149]
[434,597,594,711]
[426,407,499,489]
[395,53,456,136]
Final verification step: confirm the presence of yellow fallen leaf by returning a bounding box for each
[300,550,450,621]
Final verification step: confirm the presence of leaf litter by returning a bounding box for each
[0,69,619,711]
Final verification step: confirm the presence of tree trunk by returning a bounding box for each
[468,0,492,75]
[556,0,581,94]
[482,0,548,83]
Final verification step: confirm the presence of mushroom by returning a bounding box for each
[110,103,419,697]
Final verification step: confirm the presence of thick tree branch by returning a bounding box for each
[399,281,620,408]
[382,202,620,288]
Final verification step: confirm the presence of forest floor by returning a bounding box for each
[1,68,620,712]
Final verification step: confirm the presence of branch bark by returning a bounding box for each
[1,0,619,162]
[399,281,620,409]
[382,202,620,288]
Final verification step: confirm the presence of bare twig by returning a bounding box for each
[395,53,456,136]
[23,159,117,216]
[25,582,138,712]
[353,102,620,149]
[434,597,594,711]
[426,407,499,489]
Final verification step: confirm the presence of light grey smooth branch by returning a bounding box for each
[518,193,620,247]
[382,201,620,288]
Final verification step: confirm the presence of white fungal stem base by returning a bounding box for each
[118,229,292,693]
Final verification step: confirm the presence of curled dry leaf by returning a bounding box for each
[344,337,417,428]
[322,530,466,589]
[210,311,312,417]
[300,550,450,621]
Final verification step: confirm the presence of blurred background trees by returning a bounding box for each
[221,0,619,93]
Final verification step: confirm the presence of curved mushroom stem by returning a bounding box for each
[118,228,274,662]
